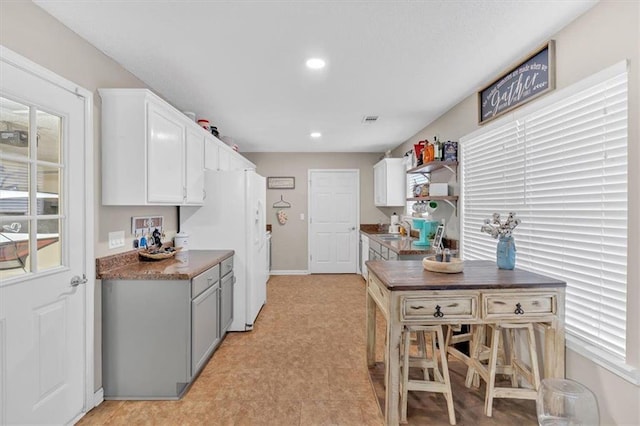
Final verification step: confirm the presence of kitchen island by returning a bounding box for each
[365,259,566,426]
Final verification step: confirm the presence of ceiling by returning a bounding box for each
[34,0,597,153]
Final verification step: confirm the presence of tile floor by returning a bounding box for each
[79,274,537,425]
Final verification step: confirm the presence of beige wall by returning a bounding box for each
[390,1,640,424]
[0,1,179,259]
[244,152,387,271]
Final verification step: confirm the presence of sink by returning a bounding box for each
[377,234,404,241]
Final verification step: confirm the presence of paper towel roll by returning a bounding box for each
[391,213,399,226]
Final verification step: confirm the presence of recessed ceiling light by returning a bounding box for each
[310,132,322,138]
[305,58,326,69]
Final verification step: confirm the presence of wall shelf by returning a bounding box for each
[407,160,458,175]
[407,160,459,215]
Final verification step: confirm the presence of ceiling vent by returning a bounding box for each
[362,115,379,124]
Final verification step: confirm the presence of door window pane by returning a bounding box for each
[0,218,30,277]
[0,97,30,158]
[37,165,60,215]
[36,218,61,271]
[0,159,29,215]
[37,110,61,164]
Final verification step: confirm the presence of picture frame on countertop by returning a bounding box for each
[432,224,445,250]
[267,176,295,189]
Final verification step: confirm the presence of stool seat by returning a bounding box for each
[400,324,456,425]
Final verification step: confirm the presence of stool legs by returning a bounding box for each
[484,323,541,417]
[400,325,456,425]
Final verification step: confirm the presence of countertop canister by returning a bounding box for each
[175,232,189,251]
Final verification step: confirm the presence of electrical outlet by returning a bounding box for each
[300,213,305,220]
[108,231,125,249]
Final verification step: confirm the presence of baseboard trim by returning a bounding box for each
[92,388,104,409]
[269,270,310,275]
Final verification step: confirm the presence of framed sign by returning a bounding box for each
[478,41,555,125]
[267,176,295,189]
[432,224,445,250]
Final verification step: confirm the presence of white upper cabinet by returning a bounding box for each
[373,158,405,207]
[100,88,253,205]
[185,128,205,204]
[205,136,254,172]
[146,101,186,203]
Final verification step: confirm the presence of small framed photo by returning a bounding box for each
[432,224,445,250]
[267,176,295,189]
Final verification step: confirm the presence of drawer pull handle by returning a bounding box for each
[514,303,525,315]
[434,305,444,318]
[410,305,425,310]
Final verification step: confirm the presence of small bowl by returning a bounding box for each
[422,257,464,273]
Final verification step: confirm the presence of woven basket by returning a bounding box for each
[422,257,464,273]
[138,247,181,260]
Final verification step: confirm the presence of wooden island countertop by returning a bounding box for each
[365,259,566,291]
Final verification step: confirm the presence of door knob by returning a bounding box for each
[70,274,88,287]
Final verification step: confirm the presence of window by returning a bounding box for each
[0,96,63,277]
[461,62,628,368]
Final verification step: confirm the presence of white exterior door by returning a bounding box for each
[309,170,359,273]
[0,50,90,425]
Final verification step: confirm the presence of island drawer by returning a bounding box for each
[368,274,390,318]
[482,292,557,321]
[192,264,220,298]
[401,295,478,322]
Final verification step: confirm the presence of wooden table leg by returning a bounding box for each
[384,320,403,426]
[366,290,377,368]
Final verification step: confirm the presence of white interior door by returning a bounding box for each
[309,170,359,273]
[0,51,88,425]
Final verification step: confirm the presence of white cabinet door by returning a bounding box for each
[218,146,231,171]
[204,138,219,170]
[147,102,185,203]
[185,128,205,204]
[374,158,405,206]
[373,161,386,206]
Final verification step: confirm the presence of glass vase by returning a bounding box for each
[496,235,516,270]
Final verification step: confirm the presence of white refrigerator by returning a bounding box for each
[180,169,268,331]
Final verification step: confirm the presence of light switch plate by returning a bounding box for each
[108,230,125,249]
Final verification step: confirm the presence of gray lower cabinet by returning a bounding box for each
[102,257,233,400]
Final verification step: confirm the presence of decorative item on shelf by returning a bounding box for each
[480,212,521,270]
[413,141,427,166]
[183,111,196,122]
[443,141,458,161]
[197,119,211,132]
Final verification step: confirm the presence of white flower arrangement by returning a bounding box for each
[480,212,521,239]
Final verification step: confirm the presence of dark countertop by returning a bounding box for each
[360,228,437,256]
[96,249,234,280]
[366,259,566,291]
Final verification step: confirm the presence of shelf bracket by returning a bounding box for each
[442,164,457,178]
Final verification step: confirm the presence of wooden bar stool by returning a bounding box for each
[468,322,541,417]
[400,324,456,425]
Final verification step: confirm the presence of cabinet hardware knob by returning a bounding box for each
[514,303,525,315]
[434,305,444,318]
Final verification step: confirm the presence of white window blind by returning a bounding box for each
[461,65,628,361]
